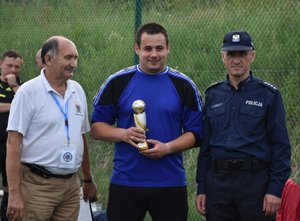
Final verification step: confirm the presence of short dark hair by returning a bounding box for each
[41,38,59,64]
[135,22,169,47]
[1,50,22,60]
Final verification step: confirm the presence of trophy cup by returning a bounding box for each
[132,100,148,150]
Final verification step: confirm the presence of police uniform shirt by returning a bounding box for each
[197,73,291,197]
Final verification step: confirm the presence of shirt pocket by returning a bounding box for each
[207,106,226,133]
[239,106,266,133]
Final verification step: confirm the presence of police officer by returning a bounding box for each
[195,31,291,221]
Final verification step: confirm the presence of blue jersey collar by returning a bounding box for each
[136,65,169,76]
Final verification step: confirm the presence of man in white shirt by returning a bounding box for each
[6,36,97,221]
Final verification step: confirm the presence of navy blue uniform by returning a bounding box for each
[196,73,291,220]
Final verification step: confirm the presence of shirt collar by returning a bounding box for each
[40,70,75,99]
[136,65,169,76]
[225,71,253,89]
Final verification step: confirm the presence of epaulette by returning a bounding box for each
[205,81,223,93]
[257,80,278,92]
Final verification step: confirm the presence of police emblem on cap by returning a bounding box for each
[63,152,73,162]
[221,31,254,51]
[232,34,240,42]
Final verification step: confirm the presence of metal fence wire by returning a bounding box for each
[1,0,299,220]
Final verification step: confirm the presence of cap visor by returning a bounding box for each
[221,46,253,51]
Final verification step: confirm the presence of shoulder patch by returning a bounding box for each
[258,80,278,92]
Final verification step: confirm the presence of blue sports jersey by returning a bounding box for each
[92,65,204,187]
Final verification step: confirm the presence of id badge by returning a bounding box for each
[58,148,76,169]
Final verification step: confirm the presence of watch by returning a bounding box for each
[83,178,93,183]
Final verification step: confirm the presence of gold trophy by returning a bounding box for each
[132,100,148,150]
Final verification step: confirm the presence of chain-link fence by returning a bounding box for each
[1,0,299,220]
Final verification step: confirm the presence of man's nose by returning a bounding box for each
[232,56,241,63]
[11,66,16,72]
[71,59,77,68]
[150,49,158,57]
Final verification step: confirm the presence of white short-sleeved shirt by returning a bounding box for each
[7,71,90,174]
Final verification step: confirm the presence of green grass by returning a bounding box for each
[1,1,299,220]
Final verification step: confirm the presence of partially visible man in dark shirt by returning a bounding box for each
[0,50,23,221]
[195,31,291,221]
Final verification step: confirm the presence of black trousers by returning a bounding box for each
[107,183,188,221]
[0,142,7,187]
[205,167,276,221]
[1,191,8,221]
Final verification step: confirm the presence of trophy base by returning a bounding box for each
[138,142,148,151]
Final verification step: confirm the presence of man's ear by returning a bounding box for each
[251,50,256,63]
[166,43,170,54]
[134,43,140,55]
[44,53,52,65]
[221,52,226,63]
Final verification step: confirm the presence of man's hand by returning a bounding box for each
[7,190,24,221]
[263,194,281,216]
[5,74,17,86]
[82,182,98,202]
[123,127,146,149]
[195,194,206,216]
[139,139,171,159]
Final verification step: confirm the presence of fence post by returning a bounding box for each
[134,0,142,64]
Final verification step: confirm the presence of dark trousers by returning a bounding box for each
[107,183,188,221]
[0,142,8,221]
[0,142,7,187]
[205,167,276,221]
[1,191,8,221]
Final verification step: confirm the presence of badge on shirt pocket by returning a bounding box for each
[58,148,76,169]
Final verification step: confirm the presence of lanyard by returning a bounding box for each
[50,92,70,146]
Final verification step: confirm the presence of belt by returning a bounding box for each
[212,158,267,171]
[23,163,75,179]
